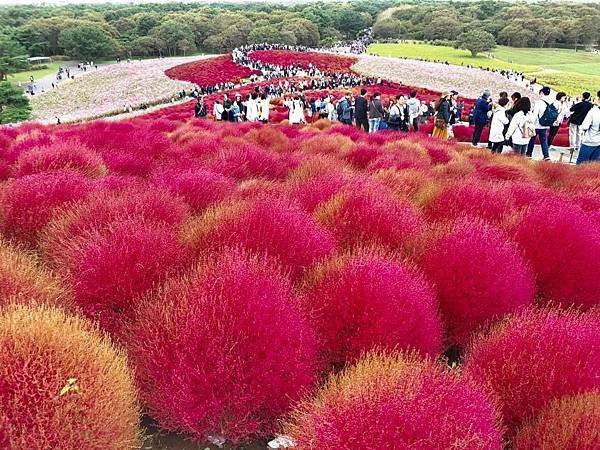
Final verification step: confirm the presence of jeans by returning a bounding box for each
[491,141,504,153]
[356,117,369,132]
[472,123,486,145]
[576,144,600,164]
[527,128,550,159]
[412,117,419,132]
[368,118,381,133]
[512,143,527,155]
[340,118,352,126]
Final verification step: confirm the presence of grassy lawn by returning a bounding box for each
[368,42,600,96]
[8,62,64,83]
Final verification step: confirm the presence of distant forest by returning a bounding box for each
[0,1,599,63]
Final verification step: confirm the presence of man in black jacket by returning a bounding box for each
[354,88,369,132]
[569,92,593,151]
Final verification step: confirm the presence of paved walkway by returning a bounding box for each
[23,60,114,95]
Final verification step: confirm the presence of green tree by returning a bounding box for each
[127,36,159,57]
[373,18,401,39]
[282,18,319,47]
[248,25,297,46]
[151,20,194,56]
[58,24,117,60]
[0,81,31,124]
[424,14,462,41]
[334,7,371,39]
[0,36,29,80]
[455,29,496,57]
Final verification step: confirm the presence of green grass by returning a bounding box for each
[8,62,64,84]
[368,42,600,96]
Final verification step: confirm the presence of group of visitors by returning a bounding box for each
[195,90,271,123]
[466,87,600,163]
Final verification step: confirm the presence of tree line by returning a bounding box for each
[374,1,600,49]
[0,1,391,63]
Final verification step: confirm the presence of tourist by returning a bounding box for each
[337,93,353,125]
[245,92,259,122]
[548,92,568,148]
[489,97,510,153]
[471,90,492,146]
[432,92,451,140]
[285,95,306,125]
[223,94,233,122]
[387,95,409,132]
[569,92,593,152]
[368,92,385,133]
[407,90,420,131]
[213,100,224,121]
[325,96,336,121]
[258,94,270,123]
[233,94,246,121]
[354,88,369,132]
[419,101,429,124]
[194,97,207,118]
[576,91,600,164]
[526,86,554,160]
[506,97,534,156]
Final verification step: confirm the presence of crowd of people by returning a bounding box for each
[466,88,600,164]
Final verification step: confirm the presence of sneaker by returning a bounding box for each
[543,157,551,161]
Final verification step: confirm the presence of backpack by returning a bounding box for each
[336,101,345,118]
[539,100,559,127]
[521,117,536,139]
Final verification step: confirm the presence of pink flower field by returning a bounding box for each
[0,50,598,449]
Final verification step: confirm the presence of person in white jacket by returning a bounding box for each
[489,97,510,153]
[576,91,600,164]
[506,97,533,156]
[258,94,270,123]
[245,93,259,122]
[526,86,552,160]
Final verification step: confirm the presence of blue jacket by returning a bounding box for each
[472,97,491,125]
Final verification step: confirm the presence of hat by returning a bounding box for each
[540,86,551,95]
[482,90,491,98]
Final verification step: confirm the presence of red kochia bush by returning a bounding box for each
[52,218,191,333]
[303,251,443,368]
[151,168,236,212]
[511,200,600,309]
[420,218,535,346]
[249,50,357,72]
[166,54,259,86]
[0,305,139,449]
[285,351,503,449]
[12,140,107,178]
[315,180,425,250]
[128,250,317,444]
[513,392,600,450]
[425,179,515,224]
[41,185,189,267]
[0,238,69,308]
[463,308,600,433]
[183,197,336,279]
[0,170,91,245]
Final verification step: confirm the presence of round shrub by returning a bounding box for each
[0,305,139,449]
[204,141,295,180]
[41,185,190,265]
[0,238,70,308]
[127,249,317,444]
[511,200,600,308]
[463,308,600,432]
[420,218,535,346]
[51,218,191,333]
[315,181,425,250]
[182,197,336,280]
[425,179,515,224]
[303,250,442,367]
[152,168,235,212]
[285,351,503,449]
[513,392,600,450]
[13,140,107,178]
[0,170,92,245]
